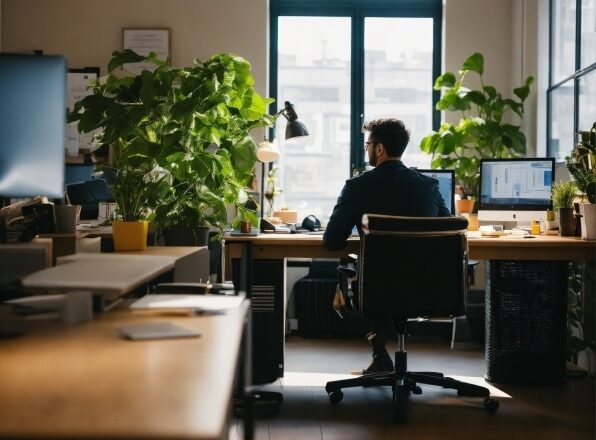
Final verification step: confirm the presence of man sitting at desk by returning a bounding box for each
[323,118,450,374]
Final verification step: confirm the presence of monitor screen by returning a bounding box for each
[65,164,94,186]
[0,54,66,198]
[416,169,455,215]
[479,158,555,211]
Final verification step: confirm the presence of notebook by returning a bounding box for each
[116,322,201,340]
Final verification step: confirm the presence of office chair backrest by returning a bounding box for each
[359,214,469,320]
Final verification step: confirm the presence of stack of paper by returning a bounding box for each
[129,294,244,314]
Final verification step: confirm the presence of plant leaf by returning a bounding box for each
[462,52,484,75]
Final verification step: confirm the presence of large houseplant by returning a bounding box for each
[420,53,534,209]
[69,50,272,243]
[566,122,596,239]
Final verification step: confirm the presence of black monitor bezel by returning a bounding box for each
[478,157,555,211]
[416,168,456,215]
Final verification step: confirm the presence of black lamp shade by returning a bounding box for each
[285,120,309,139]
[282,101,309,139]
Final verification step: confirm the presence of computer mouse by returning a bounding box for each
[301,215,321,231]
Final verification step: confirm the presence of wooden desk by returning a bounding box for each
[0,300,249,439]
[21,253,177,299]
[223,233,595,386]
[224,234,595,275]
[22,247,210,300]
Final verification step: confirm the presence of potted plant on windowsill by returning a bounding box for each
[566,122,596,239]
[69,50,273,246]
[420,52,534,213]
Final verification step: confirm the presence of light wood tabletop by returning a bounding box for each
[224,232,595,261]
[21,253,177,297]
[0,300,249,439]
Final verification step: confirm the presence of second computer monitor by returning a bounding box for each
[416,169,455,215]
[478,158,555,223]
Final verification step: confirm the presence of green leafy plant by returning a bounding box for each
[69,50,273,232]
[420,53,534,199]
[552,180,577,210]
[566,122,596,203]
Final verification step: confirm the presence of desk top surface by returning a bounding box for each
[224,233,595,261]
[20,248,208,296]
[0,300,248,439]
[224,232,594,246]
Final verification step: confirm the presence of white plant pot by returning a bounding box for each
[579,203,596,240]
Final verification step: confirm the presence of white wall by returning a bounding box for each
[0,0,269,99]
[443,0,543,156]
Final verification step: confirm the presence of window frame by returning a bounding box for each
[270,0,443,173]
[547,0,596,161]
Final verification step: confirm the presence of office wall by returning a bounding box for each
[0,0,269,98]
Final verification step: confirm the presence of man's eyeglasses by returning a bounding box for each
[364,141,378,151]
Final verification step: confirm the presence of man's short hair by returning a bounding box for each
[362,118,410,157]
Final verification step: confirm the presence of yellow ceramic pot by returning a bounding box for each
[112,220,148,251]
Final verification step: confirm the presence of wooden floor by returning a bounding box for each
[232,335,595,440]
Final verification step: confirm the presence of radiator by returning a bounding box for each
[294,277,366,337]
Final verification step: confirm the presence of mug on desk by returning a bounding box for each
[54,205,78,233]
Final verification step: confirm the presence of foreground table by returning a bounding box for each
[0,300,249,440]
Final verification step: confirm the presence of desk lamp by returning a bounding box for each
[256,101,308,217]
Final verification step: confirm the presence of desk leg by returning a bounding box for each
[240,299,254,440]
[240,241,252,298]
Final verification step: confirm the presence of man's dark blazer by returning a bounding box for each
[323,160,451,250]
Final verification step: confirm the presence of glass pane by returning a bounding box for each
[276,17,351,223]
[364,17,434,168]
[552,0,577,83]
[581,0,596,69]
[578,69,595,131]
[548,81,575,161]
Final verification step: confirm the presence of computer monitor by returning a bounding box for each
[0,54,66,198]
[416,169,455,215]
[478,158,555,224]
[64,164,94,186]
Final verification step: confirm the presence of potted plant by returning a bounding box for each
[552,180,577,236]
[68,51,171,250]
[420,52,534,213]
[69,50,273,246]
[566,122,596,239]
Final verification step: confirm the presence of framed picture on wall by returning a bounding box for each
[122,28,170,75]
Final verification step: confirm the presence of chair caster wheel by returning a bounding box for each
[484,397,499,414]
[412,385,422,395]
[328,390,343,404]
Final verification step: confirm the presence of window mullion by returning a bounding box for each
[351,9,365,173]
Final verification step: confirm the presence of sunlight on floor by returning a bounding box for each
[280,371,511,398]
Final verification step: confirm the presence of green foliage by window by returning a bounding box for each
[420,53,534,199]
[69,50,273,231]
[566,122,596,204]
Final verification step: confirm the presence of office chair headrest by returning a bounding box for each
[362,214,468,233]
[301,215,321,231]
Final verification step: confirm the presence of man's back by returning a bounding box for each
[323,160,450,250]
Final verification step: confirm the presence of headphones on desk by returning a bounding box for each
[301,215,321,231]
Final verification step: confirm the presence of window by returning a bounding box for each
[270,0,442,223]
[548,0,596,161]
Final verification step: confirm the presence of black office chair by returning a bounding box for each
[325,214,499,423]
